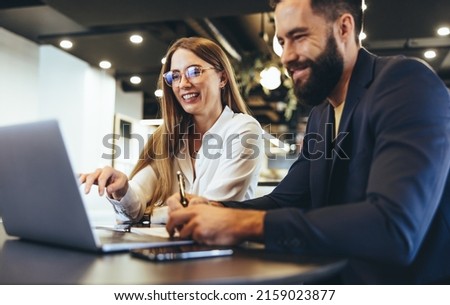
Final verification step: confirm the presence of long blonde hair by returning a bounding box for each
[130,37,249,215]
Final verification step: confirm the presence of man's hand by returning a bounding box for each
[166,199,266,246]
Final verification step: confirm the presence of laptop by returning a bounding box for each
[0,120,192,252]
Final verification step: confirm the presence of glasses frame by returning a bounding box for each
[163,65,216,87]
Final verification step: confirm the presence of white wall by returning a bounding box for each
[0,28,39,125]
[38,45,116,172]
[0,27,181,176]
[0,27,146,221]
[0,27,123,173]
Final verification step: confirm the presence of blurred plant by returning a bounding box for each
[232,52,298,121]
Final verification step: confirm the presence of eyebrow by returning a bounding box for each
[169,64,201,72]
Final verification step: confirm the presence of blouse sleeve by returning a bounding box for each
[106,165,156,223]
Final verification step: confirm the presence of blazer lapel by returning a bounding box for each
[326,48,376,203]
[336,48,375,137]
[310,104,335,207]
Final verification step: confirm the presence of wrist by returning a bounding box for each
[208,200,224,207]
[234,210,265,242]
[111,181,129,200]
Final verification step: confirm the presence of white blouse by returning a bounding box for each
[109,106,264,224]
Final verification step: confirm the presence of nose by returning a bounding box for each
[280,42,298,67]
[177,72,192,88]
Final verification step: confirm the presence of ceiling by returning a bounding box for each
[1,0,450,126]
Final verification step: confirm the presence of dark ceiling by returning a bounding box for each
[1,0,450,126]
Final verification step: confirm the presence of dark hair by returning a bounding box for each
[269,0,363,43]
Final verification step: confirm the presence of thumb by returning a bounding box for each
[106,179,128,198]
[166,193,183,211]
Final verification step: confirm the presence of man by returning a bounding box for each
[166,0,450,284]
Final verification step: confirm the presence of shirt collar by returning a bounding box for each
[204,105,234,136]
[178,106,234,154]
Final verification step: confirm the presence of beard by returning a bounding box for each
[291,34,344,107]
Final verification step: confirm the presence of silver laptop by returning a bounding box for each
[0,120,192,252]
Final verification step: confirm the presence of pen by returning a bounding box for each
[177,171,189,207]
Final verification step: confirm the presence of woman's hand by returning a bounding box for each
[78,166,129,200]
[166,192,223,212]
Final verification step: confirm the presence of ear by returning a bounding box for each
[219,71,228,88]
[337,13,355,43]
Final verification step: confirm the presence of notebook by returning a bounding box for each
[0,120,192,252]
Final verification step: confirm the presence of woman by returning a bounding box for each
[80,37,264,224]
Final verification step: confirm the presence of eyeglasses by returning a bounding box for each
[163,65,216,87]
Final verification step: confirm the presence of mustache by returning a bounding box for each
[286,60,313,75]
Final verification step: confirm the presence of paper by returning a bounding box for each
[130,226,178,238]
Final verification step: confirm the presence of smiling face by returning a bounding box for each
[275,0,344,106]
[169,48,224,122]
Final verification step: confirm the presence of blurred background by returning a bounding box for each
[1,0,449,187]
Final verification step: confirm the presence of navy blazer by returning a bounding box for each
[225,49,450,284]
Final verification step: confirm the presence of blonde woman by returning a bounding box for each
[80,37,264,224]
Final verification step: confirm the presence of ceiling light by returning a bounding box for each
[272,35,283,57]
[276,101,286,112]
[130,34,143,44]
[161,57,167,65]
[260,66,281,90]
[154,89,163,97]
[99,60,112,69]
[437,27,450,36]
[59,40,73,49]
[359,32,367,41]
[130,76,141,84]
[424,50,437,59]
